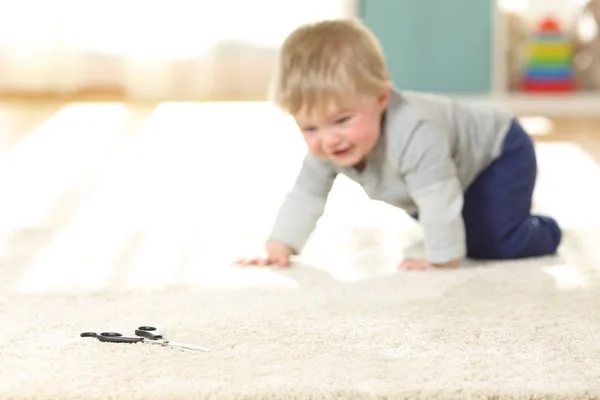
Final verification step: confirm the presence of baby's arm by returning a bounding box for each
[399,121,466,266]
[267,152,337,255]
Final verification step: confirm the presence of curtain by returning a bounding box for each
[0,0,355,100]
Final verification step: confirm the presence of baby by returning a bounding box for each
[236,18,562,271]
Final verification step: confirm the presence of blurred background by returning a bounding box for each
[0,0,354,101]
[0,0,598,112]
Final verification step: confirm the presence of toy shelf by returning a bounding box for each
[489,0,600,116]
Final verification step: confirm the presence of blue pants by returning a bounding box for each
[460,119,562,259]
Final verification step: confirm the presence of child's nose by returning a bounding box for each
[322,129,342,146]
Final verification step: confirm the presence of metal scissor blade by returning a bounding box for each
[145,339,211,352]
[165,340,212,352]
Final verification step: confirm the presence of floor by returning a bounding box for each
[0,100,325,292]
[1,100,600,399]
[526,116,600,163]
[0,102,599,293]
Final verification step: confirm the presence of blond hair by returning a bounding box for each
[270,18,390,116]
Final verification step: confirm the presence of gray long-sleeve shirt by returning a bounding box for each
[268,88,514,263]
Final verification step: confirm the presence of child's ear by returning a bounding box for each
[377,82,392,109]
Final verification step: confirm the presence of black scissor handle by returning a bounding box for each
[135,326,163,340]
[81,331,144,343]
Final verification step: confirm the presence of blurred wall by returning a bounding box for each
[361,0,493,94]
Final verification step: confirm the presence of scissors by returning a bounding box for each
[80,325,211,352]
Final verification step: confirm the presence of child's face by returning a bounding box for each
[293,88,391,168]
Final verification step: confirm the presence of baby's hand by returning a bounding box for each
[397,258,432,271]
[234,241,294,268]
[398,258,461,271]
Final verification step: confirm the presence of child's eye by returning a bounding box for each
[336,116,351,124]
[302,126,317,133]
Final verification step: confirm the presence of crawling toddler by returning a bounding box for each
[236,18,562,271]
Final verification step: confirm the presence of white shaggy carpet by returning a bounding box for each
[1,103,600,399]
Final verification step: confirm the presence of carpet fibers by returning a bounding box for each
[1,104,600,399]
[1,225,600,399]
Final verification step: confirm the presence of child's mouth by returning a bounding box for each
[332,147,351,157]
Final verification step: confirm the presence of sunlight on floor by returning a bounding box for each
[14,102,305,293]
[543,264,590,290]
[534,141,600,228]
[3,102,600,294]
[533,142,600,290]
[185,259,299,289]
[303,177,421,282]
[0,104,129,230]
